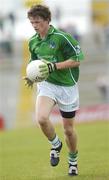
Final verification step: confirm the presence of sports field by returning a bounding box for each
[0,121,109,180]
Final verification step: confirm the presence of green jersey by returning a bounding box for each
[28,25,84,86]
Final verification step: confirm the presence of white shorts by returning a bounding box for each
[37,81,79,112]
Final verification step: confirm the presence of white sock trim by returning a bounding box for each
[69,161,77,165]
[49,135,61,148]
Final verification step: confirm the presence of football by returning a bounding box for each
[26,60,46,82]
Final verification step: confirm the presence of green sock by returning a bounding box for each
[68,151,78,166]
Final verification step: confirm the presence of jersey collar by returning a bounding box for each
[37,25,55,40]
[47,25,55,35]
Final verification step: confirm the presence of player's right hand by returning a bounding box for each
[23,77,34,88]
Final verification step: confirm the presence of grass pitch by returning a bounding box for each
[0,121,109,180]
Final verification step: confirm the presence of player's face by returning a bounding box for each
[29,16,49,37]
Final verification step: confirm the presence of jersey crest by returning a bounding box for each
[49,41,56,49]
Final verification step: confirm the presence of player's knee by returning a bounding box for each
[64,127,73,137]
[37,114,48,126]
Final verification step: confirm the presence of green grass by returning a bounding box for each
[0,121,109,180]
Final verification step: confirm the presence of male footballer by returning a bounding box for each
[24,4,84,176]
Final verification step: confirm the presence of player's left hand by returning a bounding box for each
[39,60,57,75]
[23,77,34,88]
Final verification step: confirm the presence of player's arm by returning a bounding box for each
[23,76,33,88]
[40,59,80,74]
[40,33,84,73]
[55,59,80,70]
[56,32,84,70]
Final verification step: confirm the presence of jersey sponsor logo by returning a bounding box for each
[37,55,57,62]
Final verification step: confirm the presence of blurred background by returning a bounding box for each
[0,0,109,130]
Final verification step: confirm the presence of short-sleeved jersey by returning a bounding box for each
[28,25,84,86]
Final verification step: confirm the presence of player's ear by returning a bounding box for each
[46,18,50,23]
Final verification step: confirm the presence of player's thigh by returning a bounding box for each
[62,117,75,130]
[35,96,55,121]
